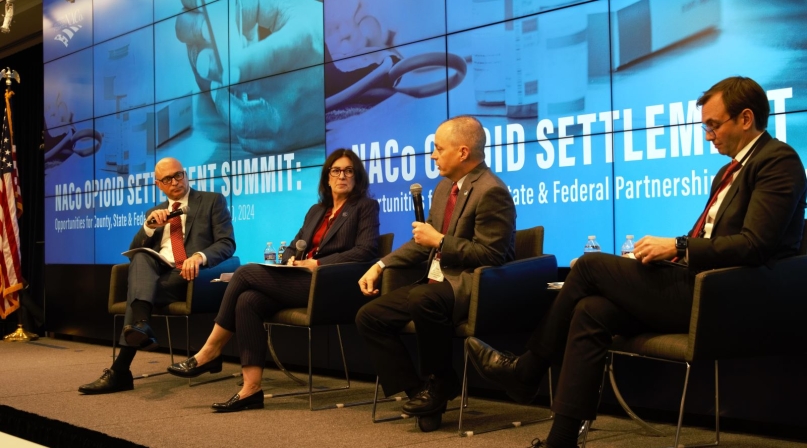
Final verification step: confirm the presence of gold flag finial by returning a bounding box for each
[0,67,20,87]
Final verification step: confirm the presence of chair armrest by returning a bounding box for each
[689,255,807,360]
[189,256,241,314]
[307,260,380,325]
[108,264,130,313]
[464,254,558,337]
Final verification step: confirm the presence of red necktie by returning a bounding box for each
[429,183,460,283]
[170,202,187,266]
[690,160,742,238]
[441,183,459,234]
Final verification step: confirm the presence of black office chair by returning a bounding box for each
[109,256,240,381]
[262,233,394,410]
[581,222,807,447]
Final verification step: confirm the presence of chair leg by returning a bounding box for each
[609,354,665,437]
[371,376,407,423]
[713,360,720,445]
[111,314,120,361]
[164,315,173,364]
[267,324,307,386]
[263,323,368,410]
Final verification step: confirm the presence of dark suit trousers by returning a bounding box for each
[121,252,187,346]
[355,281,456,396]
[528,252,695,420]
[214,264,311,367]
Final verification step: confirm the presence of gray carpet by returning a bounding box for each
[0,338,803,448]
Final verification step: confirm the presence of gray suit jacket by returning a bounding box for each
[381,162,516,322]
[280,196,380,265]
[130,189,236,268]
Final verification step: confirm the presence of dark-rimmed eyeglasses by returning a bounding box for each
[329,167,355,178]
[702,115,736,136]
[157,171,186,185]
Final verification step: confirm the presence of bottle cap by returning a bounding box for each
[588,235,596,239]
[626,235,634,239]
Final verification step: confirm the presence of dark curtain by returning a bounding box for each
[0,43,45,332]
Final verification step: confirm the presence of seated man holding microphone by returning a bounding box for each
[356,115,516,428]
[79,157,236,394]
[466,76,807,447]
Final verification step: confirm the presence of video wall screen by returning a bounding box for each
[43,0,807,266]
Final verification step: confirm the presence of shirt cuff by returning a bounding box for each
[193,252,208,265]
[376,260,385,270]
[143,224,155,237]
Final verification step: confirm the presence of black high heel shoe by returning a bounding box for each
[211,390,264,412]
[166,355,223,378]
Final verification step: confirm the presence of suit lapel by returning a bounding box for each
[183,189,201,243]
[320,201,353,248]
[713,132,770,230]
[303,206,327,245]
[445,163,487,235]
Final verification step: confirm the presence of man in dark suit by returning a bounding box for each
[466,76,807,447]
[79,157,235,394]
[356,115,517,423]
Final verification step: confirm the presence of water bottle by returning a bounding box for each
[621,235,635,256]
[278,241,287,262]
[584,235,601,253]
[264,242,276,265]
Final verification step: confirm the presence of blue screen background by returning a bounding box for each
[43,0,807,266]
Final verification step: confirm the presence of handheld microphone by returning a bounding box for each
[295,240,308,260]
[147,204,189,224]
[410,183,425,223]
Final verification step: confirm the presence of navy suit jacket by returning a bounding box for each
[688,131,806,271]
[281,196,380,265]
[130,189,236,268]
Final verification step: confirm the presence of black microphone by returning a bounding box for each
[147,204,189,224]
[410,183,425,223]
[295,240,308,260]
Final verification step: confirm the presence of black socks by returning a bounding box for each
[111,346,136,373]
[546,413,583,448]
[130,299,152,324]
[516,350,550,387]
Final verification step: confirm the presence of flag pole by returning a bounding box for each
[0,67,35,342]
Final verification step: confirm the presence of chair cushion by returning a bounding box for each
[268,308,311,327]
[611,333,689,362]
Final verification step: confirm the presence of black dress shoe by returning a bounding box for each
[123,320,158,351]
[466,337,539,404]
[211,390,264,413]
[78,369,134,395]
[167,355,223,378]
[402,374,461,416]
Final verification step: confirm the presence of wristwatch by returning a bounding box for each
[675,236,688,258]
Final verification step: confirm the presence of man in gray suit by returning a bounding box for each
[79,157,236,394]
[356,116,516,423]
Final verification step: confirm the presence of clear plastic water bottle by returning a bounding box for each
[584,235,601,253]
[278,241,287,262]
[264,242,276,265]
[621,235,635,256]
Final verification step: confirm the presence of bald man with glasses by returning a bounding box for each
[79,157,235,395]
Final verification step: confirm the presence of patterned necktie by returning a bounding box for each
[169,202,187,266]
[690,159,742,238]
[441,183,460,234]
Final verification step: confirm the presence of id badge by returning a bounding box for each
[427,258,444,282]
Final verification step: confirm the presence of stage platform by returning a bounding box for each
[0,338,804,448]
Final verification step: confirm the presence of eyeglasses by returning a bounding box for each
[329,167,355,178]
[702,115,736,136]
[157,171,186,185]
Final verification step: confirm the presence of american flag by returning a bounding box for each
[0,89,22,319]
